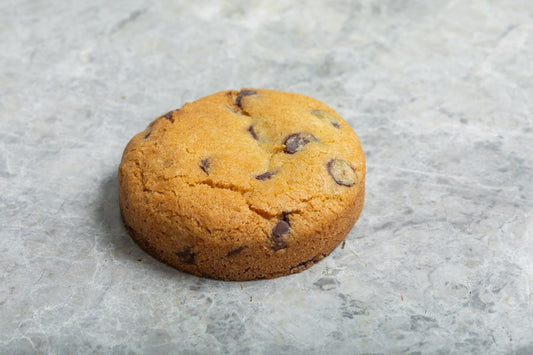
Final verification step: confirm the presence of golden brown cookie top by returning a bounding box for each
[120,89,365,249]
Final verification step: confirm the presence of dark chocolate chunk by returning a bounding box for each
[282,212,290,223]
[176,246,195,264]
[236,89,257,107]
[200,158,211,175]
[255,171,276,181]
[248,125,258,140]
[283,133,318,154]
[144,131,151,139]
[271,220,290,250]
[164,111,173,120]
[310,109,341,128]
[290,254,326,273]
[290,258,315,273]
[327,159,357,187]
[227,246,246,257]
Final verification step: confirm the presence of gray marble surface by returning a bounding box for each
[1,1,532,354]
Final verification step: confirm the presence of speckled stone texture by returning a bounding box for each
[1,1,532,354]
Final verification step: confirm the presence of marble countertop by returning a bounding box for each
[1,1,532,353]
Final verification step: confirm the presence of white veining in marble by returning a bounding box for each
[1,1,532,353]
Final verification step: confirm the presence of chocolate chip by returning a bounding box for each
[201,158,210,170]
[291,254,326,273]
[310,109,341,129]
[248,125,258,140]
[144,131,151,139]
[283,133,318,154]
[176,246,195,264]
[271,220,290,250]
[236,89,257,107]
[200,158,211,175]
[327,159,357,187]
[255,171,276,181]
[282,212,290,223]
[290,258,315,273]
[164,111,173,120]
[227,246,246,257]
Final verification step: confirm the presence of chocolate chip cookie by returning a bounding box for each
[118,88,365,280]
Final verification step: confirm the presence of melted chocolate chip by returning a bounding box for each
[200,158,211,175]
[236,89,257,107]
[283,133,318,154]
[248,125,258,140]
[310,109,341,129]
[271,220,290,250]
[164,111,173,120]
[227,246,246,257]
[255,171,276,181]
[327,159,357,187]
[176,246,195,264]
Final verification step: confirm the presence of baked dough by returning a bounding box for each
[119,89,365,280]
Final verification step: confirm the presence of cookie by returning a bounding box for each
[118,88,365,280]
